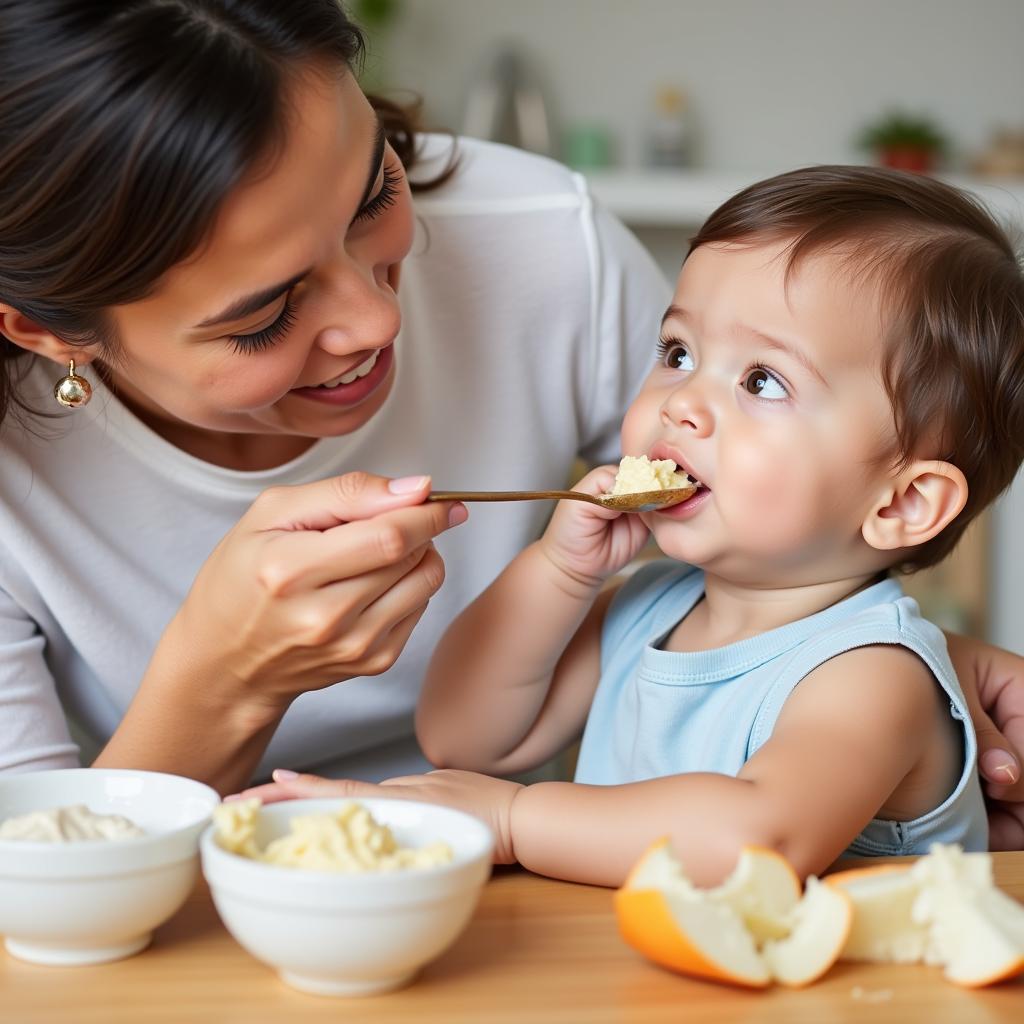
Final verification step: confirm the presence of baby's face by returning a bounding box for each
[622,238,900,585]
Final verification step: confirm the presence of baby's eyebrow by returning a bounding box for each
[660,304,688,328]
[737,325,831,389]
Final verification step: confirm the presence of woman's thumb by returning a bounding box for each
[974,707,1023,795]
[252,472,432,532]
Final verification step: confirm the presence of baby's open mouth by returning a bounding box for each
[666,459,707,494]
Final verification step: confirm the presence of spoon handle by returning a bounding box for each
[428,490,605,507]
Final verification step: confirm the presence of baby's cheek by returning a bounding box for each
[620,396,656,454]
[727,441,825,541]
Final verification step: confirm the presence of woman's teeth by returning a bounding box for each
[318,351,378,388]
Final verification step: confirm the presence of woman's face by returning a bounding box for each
[103,66,414,450]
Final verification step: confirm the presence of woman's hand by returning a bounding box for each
[538,466,650,589]
[157,472,465,714]
[947,632,1024,850]
[234,768,522,864]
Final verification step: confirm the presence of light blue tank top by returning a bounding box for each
[575,561,988,856]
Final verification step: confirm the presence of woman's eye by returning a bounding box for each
[228,296,297,354]
[656,339,694,371]
[353,162,402,224]
[743,366,789,400]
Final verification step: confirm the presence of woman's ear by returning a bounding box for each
[0,305,96,366]
[862,460,968,552]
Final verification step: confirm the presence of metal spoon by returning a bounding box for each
[428,481,697,514]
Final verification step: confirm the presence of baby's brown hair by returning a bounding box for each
[688,165,1024,571]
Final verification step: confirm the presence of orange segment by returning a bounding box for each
[615,887,771,988]
[762,878,853,987]
[709,845,802,942]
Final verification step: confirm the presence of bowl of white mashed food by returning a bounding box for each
[200,797,494,996]
[0,768,220,965]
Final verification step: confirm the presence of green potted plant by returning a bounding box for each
[856,110,949,174]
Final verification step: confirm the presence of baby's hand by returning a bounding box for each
[538,466,651,589]
[228,768,521,864]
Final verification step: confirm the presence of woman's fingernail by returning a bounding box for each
[272,768,299,781]
[388,475,430,494]
[980,749,1019,784]
[448,502,468,528]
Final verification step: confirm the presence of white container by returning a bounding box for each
[0,768,220,965]
[201,797,494,996]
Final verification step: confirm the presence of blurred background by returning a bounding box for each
[354,0,1024,652]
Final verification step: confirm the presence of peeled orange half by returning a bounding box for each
[615,840,851,989]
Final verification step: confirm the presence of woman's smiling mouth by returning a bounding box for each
[316,350,380,388]
[291,344,395,407]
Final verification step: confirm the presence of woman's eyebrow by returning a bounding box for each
[194,268,312,329]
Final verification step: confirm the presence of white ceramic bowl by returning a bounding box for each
[0,768,220,965]
[200,797,494,996]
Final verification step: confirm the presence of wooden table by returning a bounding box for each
[4,855,1023,1023]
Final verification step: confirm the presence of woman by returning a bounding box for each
[1,1,1021,846]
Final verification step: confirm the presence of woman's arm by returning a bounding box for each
[92,473,460,795]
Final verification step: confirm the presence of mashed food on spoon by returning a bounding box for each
[214,799,453,873]
[609,455,692,495]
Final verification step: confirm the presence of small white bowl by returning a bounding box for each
[200,797,494,996]
[0,768,220,965]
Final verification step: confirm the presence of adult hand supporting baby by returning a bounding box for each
[947,632,1024,849]
[94,473,466,794]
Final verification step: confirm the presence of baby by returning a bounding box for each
[238,166,1024,887]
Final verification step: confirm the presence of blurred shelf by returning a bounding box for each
[584,168,1024,229]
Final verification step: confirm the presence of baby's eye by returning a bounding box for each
[743,366,789,400]
[656,338,695,371]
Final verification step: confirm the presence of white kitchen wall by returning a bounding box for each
[381,0,1024,173]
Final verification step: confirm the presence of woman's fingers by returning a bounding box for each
[280,544,443,668]
[960,661,1024,798]
[948,632,1024,799]
[987,803,1024,852]
[257,500,461,595]
[245,472,434,533]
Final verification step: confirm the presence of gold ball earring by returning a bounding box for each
[53,359,92,409]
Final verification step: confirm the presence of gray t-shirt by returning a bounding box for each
[0,135,670,781]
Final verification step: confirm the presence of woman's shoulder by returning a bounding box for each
[411,134,590,209]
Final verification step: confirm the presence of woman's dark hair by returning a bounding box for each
[688,165,1024,571]
[0,0,449,425]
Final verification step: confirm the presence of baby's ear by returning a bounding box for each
[861,460,968,553]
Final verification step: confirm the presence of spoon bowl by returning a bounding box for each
[428,482,697,514]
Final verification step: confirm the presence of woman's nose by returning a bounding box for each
[660,380,713,437]
[314,262,401,354]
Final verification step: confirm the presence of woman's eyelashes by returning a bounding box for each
[229,296,298,354]
[353,162,402,224]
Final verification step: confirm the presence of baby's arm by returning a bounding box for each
[510,644,949,886]
[417,467,649,776]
